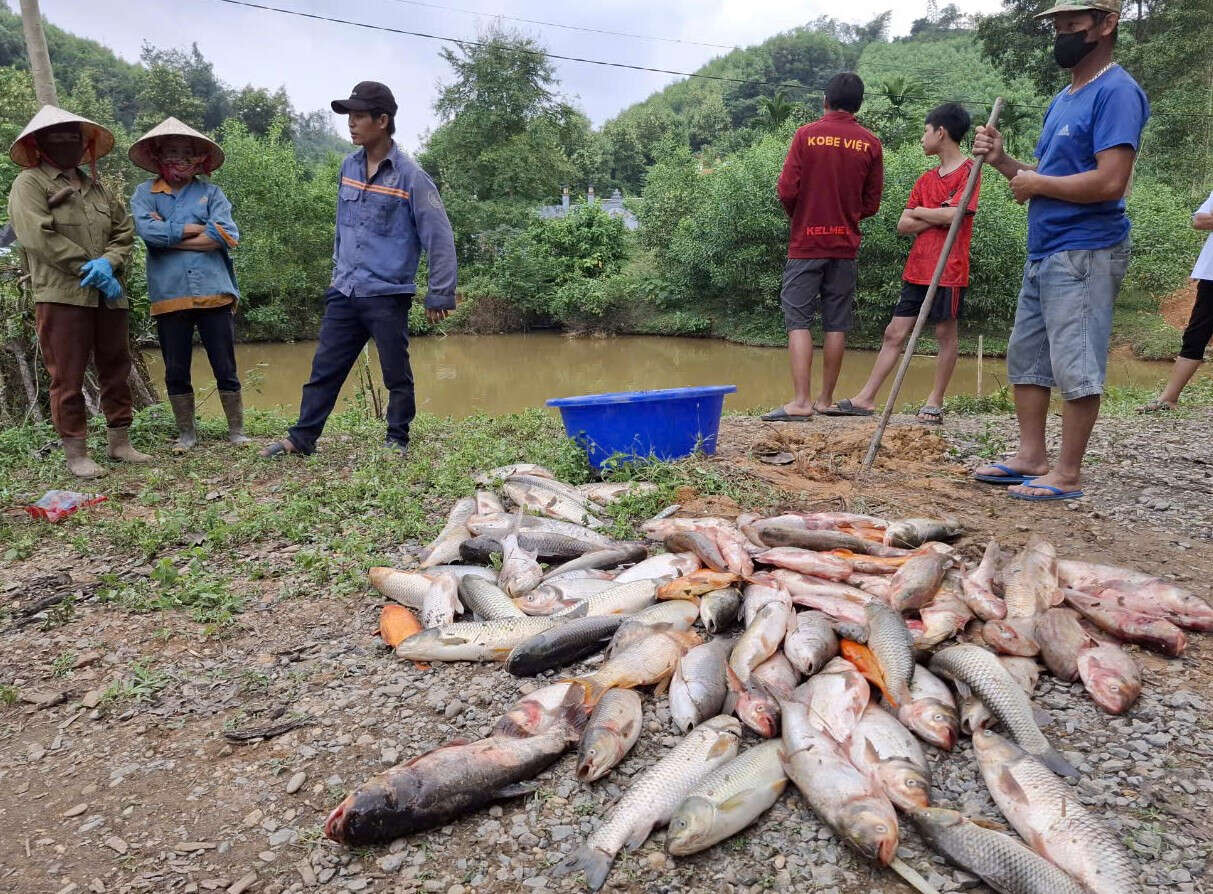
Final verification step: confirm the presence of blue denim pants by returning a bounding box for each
[288,288,415,454]
[1007,239,1131,400]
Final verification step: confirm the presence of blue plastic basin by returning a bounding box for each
[547,385,737,471]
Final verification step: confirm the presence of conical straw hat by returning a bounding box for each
[129,117,224,174]
[9,104,115,168]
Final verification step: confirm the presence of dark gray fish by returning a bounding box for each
[505,615,625,677]
[543,543,648,581]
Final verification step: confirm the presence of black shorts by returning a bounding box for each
[780,258,857,332]
[893,281,966,322]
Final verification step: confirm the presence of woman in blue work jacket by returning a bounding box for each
[129,117,249,451]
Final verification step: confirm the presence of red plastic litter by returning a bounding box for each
[24,490,107,523]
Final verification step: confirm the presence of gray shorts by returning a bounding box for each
[780,258,857,332]
[1006,239,1131,400]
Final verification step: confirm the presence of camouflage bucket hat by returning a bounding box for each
[1034,0,1122,18]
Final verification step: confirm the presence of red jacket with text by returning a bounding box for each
[777,110,884,260]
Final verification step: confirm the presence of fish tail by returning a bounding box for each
[1038,746,1080,778]
[552,845,614,891]
[565,676,608,710]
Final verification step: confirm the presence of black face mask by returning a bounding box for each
[35,136,85,170]
[1053,28,1099,69]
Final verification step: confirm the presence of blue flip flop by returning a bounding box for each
[1008,482,1084,502]
[973,463,1034,485]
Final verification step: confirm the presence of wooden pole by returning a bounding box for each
[18,0,57,107]
[977,334,984,397]
[862,98,1004,472]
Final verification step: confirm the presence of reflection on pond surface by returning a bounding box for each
[143,333,1176,419]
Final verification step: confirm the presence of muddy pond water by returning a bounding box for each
[143,333,1176,418]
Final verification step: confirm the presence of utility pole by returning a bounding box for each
[19,0,58,107]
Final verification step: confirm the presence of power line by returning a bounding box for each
[379,0,738,51]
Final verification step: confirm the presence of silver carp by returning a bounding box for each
[474,463,555,485]
[553,579,658,619]
[613,552,701,583]
[1003,536,1061,619]
[960,540,1007,620]
[784,610,839,676]
[1057,559,1213,631]
[420,572,462,629]
[576,688,643,782]
[670,636,735,733]
[899,664,959,751]
[699,587,743,634]
[504,475,604,528]
[418,497,476,568]
[728,601,790,686]
[795,656,870,744]
[847,702,931,811]
[608,601,701,655]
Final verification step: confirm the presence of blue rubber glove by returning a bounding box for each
[80,257,114,290]
[98,274,124,304]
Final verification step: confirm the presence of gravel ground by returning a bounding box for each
[2,410,1212,894]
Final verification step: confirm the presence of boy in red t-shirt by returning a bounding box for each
[829,103,980,423]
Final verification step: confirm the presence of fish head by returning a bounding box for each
[514,588,563,615]
[735,683,779,738]
[879,759,931,811]
[665,796,716,856]
[1077,647,1141,714]
[970,728,1021,765]
[323,774,413,846]
[838,799,899,865]
[575,729,618,782]
[907,805,962,837]
[899,699,959,751]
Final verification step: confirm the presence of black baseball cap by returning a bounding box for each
[331,81,397,116]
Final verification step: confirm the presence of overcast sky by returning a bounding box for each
[28,0,1004,151]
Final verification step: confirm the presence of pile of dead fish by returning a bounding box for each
[324,462,1213,894]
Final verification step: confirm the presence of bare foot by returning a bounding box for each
[973,458,1050,481]
[1007,470,1082,498]
[259,438,300,458]
[782,402,817,416]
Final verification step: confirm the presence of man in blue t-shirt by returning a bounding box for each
[972,0,1148,502]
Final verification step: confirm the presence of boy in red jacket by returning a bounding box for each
[831,103,980,423]
[765,73,883,422]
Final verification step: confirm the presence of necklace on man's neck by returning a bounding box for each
[1070,61,1115,93]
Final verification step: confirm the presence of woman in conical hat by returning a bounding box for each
[129,117,249,451]
[6,105,152,478]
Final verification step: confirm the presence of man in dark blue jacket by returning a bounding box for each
[262,81,458,458]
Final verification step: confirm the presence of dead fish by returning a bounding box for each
[324,728,568,845]
[515,579,618,616]
[543,543,648,581]
[576,688,643,782]
[732,652,798,738]
[1077,633,1141,715]
[1064,588,1187,657]
[795,656,870,744]
[369,567,434,610]
[973,730,1142,894]
[883,517,962,548]
[961,656,1041,735]
[425,564,498,581]
[458,575,527,620]
[741,581,794,627]
[864,601,916,709]
[659,570,741,601]
[670,636,735,733]
[847,702,931,811]
[474,490,504,515]
[781,701,899,866]
[960,540,1007,620]
[467,512,614,548]
[608,601,701,655]
[754,547,853,582]
[712,526,755,578]
[908,806,1090,894]
[768,569,874,608]
[474,463,555,485]
[699,587,743,634]
[418,497,476,568]
[899,665,960,751]
[613,552,701,583]
[666,741,787,855]
[1003,536,1060,619]
[395,616,555,662]
[575,481,659,506]
[728,601,789,686]
[573,627,702,702]
[554,716,742,891]
[420,572,462,629]
[784,610,839,676]
[505,615,625,677]
[553,579,659,619]
[930,645,1077,777]
[982,617,1041,657]
[888,551,949,612]
[846,572,893,601]
[665,531,729,571]
[499,515,544,598]
[1036,607,1088,682]
[1057,559,1213,631]
[916,573,975,648]
[492,681,591,740]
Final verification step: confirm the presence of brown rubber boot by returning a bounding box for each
[62,436,107,479]
[106,426,153,464]
[219,390,252,445]
[168,393,198,452]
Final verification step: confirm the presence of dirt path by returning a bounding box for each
[2,411,1211,894]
